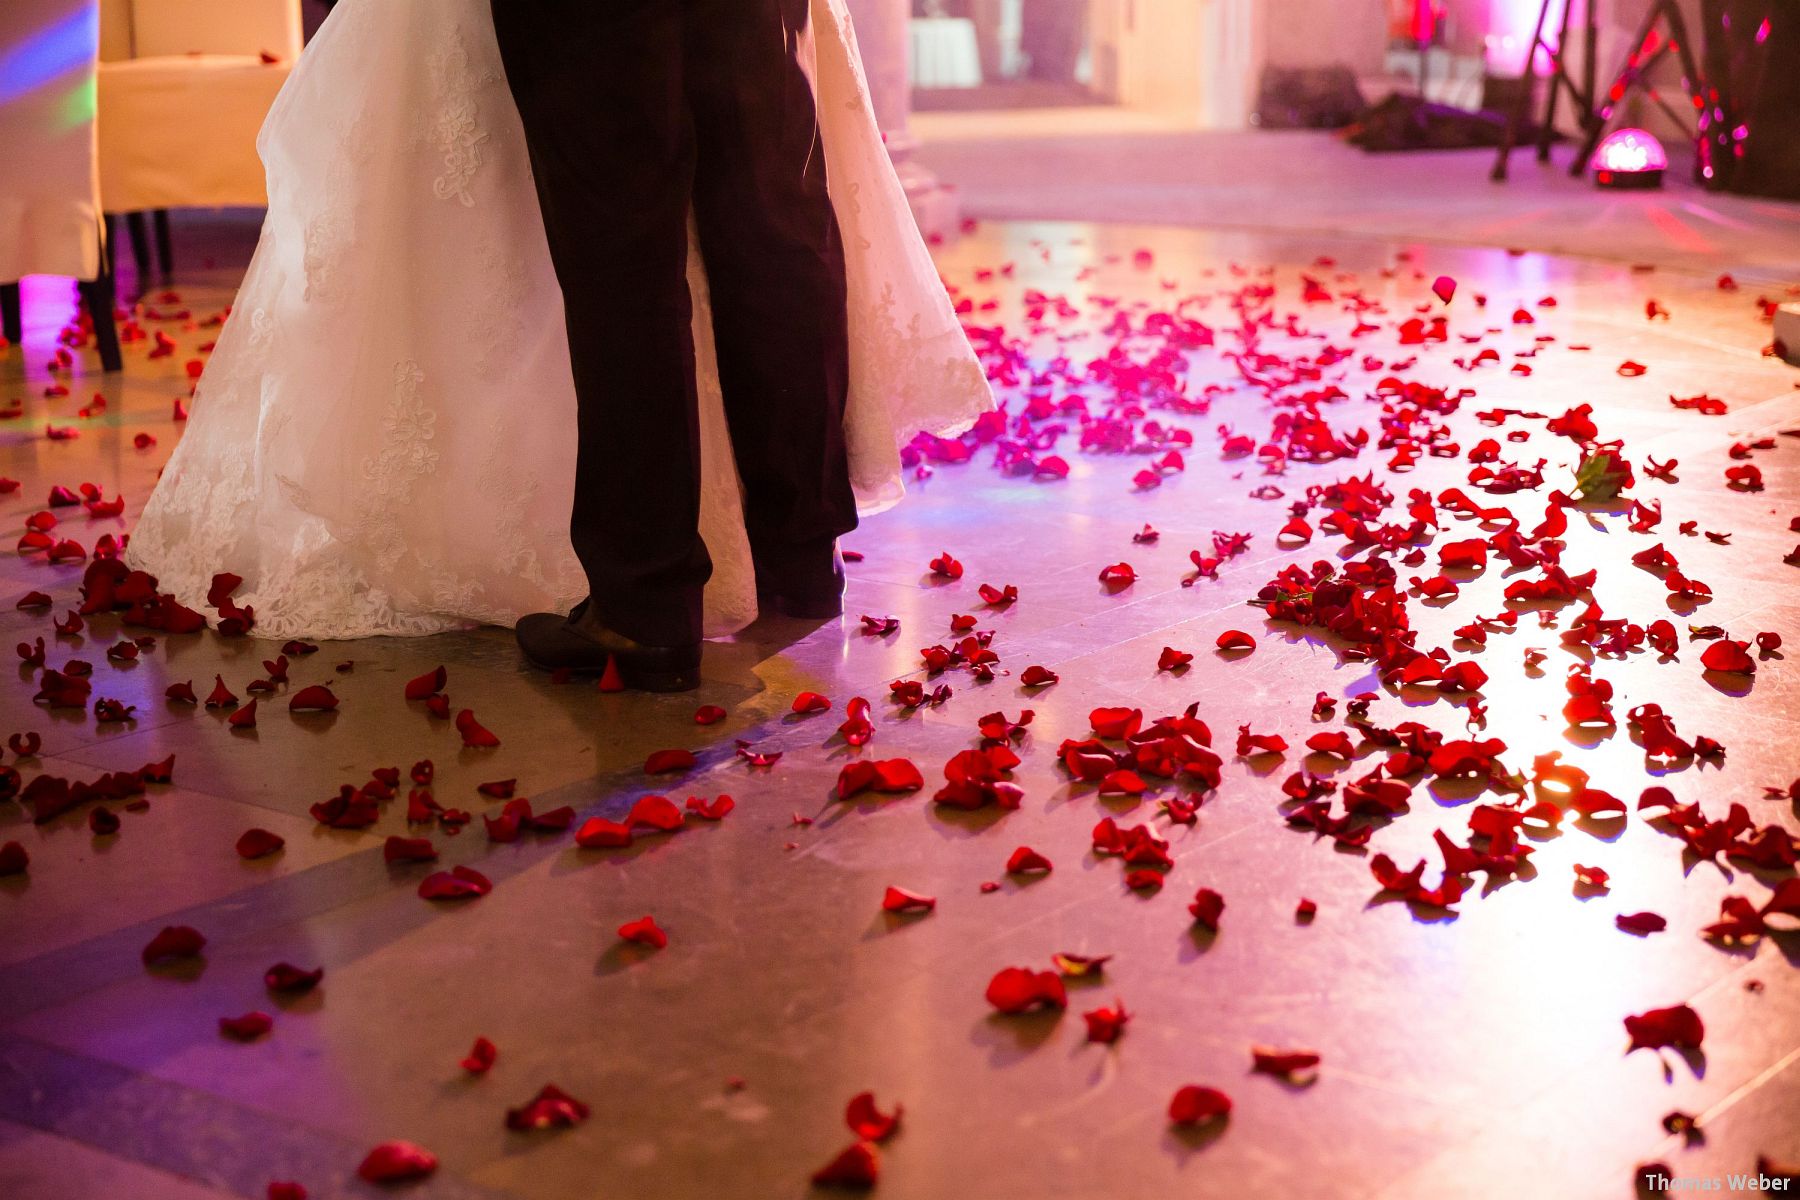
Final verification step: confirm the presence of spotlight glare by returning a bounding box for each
[1593,128,1667,190]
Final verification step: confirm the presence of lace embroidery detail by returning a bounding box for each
[247,307,275,351]
[427,29,493,207]
[355,361,440,571]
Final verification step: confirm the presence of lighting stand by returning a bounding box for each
[1491,0,1600,181]
[1569,0,1709,177]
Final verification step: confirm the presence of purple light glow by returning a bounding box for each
[1595,128,1668,173]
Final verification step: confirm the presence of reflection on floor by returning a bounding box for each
[2,217,1799,1200]
[917,124,1800,280]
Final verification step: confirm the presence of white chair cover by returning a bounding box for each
[94,0,300,212]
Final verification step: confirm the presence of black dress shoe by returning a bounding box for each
[756,585,844,620]
[756,546,846,619]
[515,605,700,693]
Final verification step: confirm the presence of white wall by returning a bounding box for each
[1261,0,1389,73]
[1089,0,1265,128]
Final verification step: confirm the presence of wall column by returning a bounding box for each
[843,0,961,239]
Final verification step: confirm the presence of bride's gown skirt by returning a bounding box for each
[126,0,993,640]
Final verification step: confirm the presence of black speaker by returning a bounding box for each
[1254,66,1368,130]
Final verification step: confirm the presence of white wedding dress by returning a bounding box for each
[127,0,992,640]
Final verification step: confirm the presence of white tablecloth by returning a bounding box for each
[909,17,982,88]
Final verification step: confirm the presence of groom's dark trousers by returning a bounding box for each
[491,0,857,647]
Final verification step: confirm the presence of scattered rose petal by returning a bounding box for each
[1168,1084,1232,1127]
[461,1036,497,1074]
[617,915,668,948]
[644,748,696,774]
[356,1142,437,1185]
[219,1012,273,1040]
[142,925,205,965]
[845,1092,902,1142]
[454,709,501,748]
[811,1141,879,1189]
[504,1083,589,1131]
[881,886,936,914]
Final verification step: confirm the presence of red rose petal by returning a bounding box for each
[811,1141,879,1189]
[1050,952,1111,977]
[1082,1000,1130,1044]
[644,748,695,774]
[219,1011,273,1040]
[792,691,832,714]
[383,836,438,863]
[404,666,447,700]
[460,1036,497,1074]
[1252,1046,1321,1076]
[880,886,936,914]
[685,794,735,820]
[1216,630,1257,652]
[694,704,726,725]
[418,865,491,900]
[837,758,925,800]
[984,966,1067,1014]
[235,828,285,859]
[504,1083,590,1131]
[1700,639,1755,674]
[356,1141,437,1185]
[1624,1004,1704,1052]
[1573,864,1610,888]
[287,685,338,713]
[1616,912,1667,935]
[263,962,323,993]
[575,818,633,849]
[1005,846,1052,874]
[454,709,501,748]
[845,1092,902,1142]
[1188,887,1225,931]
[0,842,28,876]
[227,698,259,730]
[1089,706,1143,739]
[1098,562,1136,588]
[142,925,205,965]
[625,794,685,833]
[1168,1084,1232,1126]
[617,915,668,948]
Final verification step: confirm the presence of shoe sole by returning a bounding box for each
[520,650,700,693]
[759,595,844,620]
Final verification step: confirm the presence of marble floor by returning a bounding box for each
[2,213,1799,1200]
[916,125,1800,279]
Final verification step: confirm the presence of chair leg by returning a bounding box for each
[0,282,21,345]
[103,213,119,281]
[77,273,123,373]
[152,209,175,279]
[125,211,153,292]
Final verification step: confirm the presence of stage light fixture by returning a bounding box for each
[1592,127,1667,189]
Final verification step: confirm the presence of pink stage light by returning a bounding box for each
[1593,127,1667,189]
